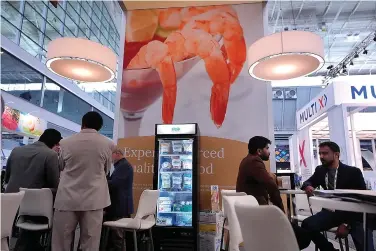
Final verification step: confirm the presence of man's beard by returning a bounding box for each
[320,159,333,167]
[260,154,270,161]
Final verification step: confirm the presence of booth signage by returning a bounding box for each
[298,128,314,182]
[297,90,332,129]
[350,85,376,100]
[333,80,376,105]
[298,94,328,125]
[299,140,307,168]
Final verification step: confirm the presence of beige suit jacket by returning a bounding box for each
[54,129,115,211]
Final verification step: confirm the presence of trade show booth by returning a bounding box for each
[290,76,376,188]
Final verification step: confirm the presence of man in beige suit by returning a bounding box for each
[52,111,115,251]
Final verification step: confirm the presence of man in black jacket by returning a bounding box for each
[301,141,373,251]
[105,147,134,251]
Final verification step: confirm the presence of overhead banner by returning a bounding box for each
[2,106,47,137]
[333,78,376,105]
[116,3,274,210]
[296,84,334,130]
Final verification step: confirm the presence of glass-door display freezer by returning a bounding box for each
[153,123,199,251]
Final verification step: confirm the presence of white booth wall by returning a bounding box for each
[291,75,376,186]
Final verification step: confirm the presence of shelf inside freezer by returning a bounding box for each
[157,191,193,227]
[158,139,193,155]
[159,172,192,192]
[156,138,195,228]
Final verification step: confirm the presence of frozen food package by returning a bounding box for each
[160,142,171,154]
[183,173,192,191]
[172,173,183,190]
[211,185,220,212]
[183,142,193,153]
[172,141,183,153]
[175,213,192,227]
[182,158,192,170]
[161,173,171,190]
[157,216,173,226]
[158,197,172,212]
[161,161,172,171]
[173,202,183,212]
[171,156,181,170]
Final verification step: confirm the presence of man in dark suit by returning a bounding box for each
[301,141,373,251]
[236,136,311,250]
[5,129,61,194]
[105,147,134,251]
[5,128,62,251]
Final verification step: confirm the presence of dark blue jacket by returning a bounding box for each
[107,158,134,218]
[302,162,366,191]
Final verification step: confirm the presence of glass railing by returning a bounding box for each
[77,85,116,112]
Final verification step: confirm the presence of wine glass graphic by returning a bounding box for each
[120,55,201,137]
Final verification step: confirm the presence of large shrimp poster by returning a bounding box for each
[116,3,275,210]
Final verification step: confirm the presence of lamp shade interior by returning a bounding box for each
[247,31,325,81]
[251,53,323,81]
[46,37,117,83]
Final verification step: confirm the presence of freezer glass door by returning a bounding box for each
[156,138,194,227]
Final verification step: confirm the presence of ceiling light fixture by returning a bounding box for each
[247,31,325,81]
[46,37,117,83]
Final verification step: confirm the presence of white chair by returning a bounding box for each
[219,191,246,250]
[222,195,258,251]
[1,191,25,251]
[102,190,160,251]
[220,190,246,211]
[16,188,54,249]
[235,204,300,251]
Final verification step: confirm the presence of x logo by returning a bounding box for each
[299,140,307,168]
[318,94,327,110]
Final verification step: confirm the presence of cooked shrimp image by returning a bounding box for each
[124,5,246,127]
[182,6,246,83]
[165,29,231,127]
[128,41,177,124]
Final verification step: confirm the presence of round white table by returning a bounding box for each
[310,196,376,251]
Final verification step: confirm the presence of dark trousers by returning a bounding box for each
[104,214,133,251]
[14,216,47,251]
[302,209,374,251]
[292,222,311,250]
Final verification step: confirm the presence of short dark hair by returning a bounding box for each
[82,111,103,131]
[319,141,340,153]
[248,136,271,154]
[39,129,62,149]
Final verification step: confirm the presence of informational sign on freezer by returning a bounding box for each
[156,124,196,135]
[116,3,275,210]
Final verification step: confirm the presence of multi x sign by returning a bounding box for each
[350,85,376,100]
[299,94,328,125]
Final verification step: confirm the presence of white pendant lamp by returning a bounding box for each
[248,31,325,81]
[46,37,117,83]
